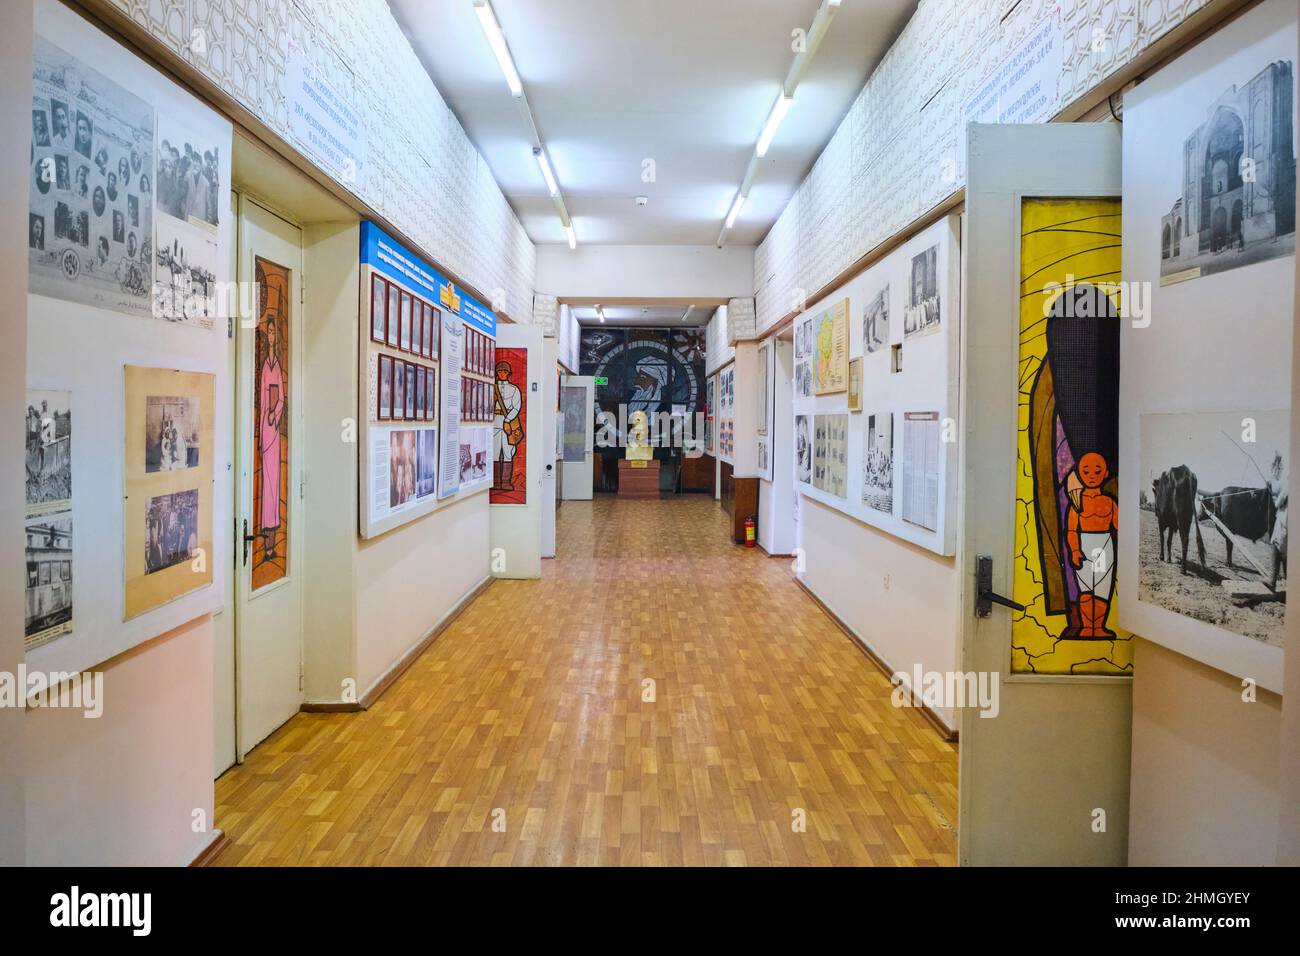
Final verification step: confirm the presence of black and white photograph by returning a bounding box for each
[1139,410,1288,649]
[28,213,44,250]
[813,414,848,498]
[31,108,50,147]
[795,414,812,484]
[417,429,438,499]
[863,411,894,513]
[371,274,387,342]
[864,285,889,353]
[144,488,199,575]
[156,115,221,229]
[393,358,406,420]
[903,245,940,339]
[155,212,218,329]
[459,436,474,484]
[387,283,401,349]
[145,395,200,473]
[25,512,73,649]
[25,389,71,515]
[30,36,155,315]
[405,363,417,420]
[389,430,417,509]
[1158,60,1296,285]
[378,354,392,420]
[49,99,71,148]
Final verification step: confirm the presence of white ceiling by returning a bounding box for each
[571,304,708,327]
[388,0,916,247]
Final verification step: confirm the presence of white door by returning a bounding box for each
[540,338,558,558]
[235,196,304,758]
[959,122,1131,865]
[490,323,543,578]
[560,376,595,501]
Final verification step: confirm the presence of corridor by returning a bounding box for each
[213,497,958,866]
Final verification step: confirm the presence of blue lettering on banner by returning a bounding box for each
[359,221,496,336]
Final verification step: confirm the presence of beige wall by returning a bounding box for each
[0,0,32,866]
[302,221,362,703]
[26,619,215,866]
[1128,639,1281,865]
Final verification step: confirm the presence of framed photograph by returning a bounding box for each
[411,300,422,357]
[419,303,430,358]
[426,304,439,357]
[847,357,863,412]
[386,284,400,349]
[405,363,416,420]
[414,364,425,421]
[377,354,392,420]
[400,291,413,353]
[469,331,478,373]
[393,359,405,420]
[428,368,437,420]
[370,274,386,344]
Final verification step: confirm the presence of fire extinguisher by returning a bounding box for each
[744,516,756,548]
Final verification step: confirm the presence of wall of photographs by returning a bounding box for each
[358,221,495,539]
[791,215,959,556]
[1118,0,1296,694]
[717,364,735,463]
[25,0,232,677]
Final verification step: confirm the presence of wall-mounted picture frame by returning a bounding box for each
[377,354,392,421]
[370,274,386,344]
[414,364,425,421]
[393,358,405,420]
[426,367,436,421]
[848,357,863,412]
[400,291,413,353]
[386,283,400,349]
[411,300,423,357]
[405,363,416,420]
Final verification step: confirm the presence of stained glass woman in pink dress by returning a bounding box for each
[258,313,284,560]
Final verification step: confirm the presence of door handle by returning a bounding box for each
[976,554,1025,618]
[242,518,257,567]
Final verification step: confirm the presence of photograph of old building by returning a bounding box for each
[1160,59,1295,283]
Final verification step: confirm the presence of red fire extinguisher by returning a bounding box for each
[744,516,756,548]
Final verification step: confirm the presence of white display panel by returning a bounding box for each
[1118,0,1296,693]
[791,214,960,556]
[26,0,233,676]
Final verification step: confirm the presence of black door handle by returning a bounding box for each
[976,554,1025,618]
[242,518,257,567]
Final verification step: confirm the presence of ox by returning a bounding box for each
[1199,486,1276,570]
[1153,465,1205,574]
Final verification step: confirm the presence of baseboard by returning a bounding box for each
[357,576,495,710]
[300,701,364,713]
[188,829,229,867]
[794,576,959,743]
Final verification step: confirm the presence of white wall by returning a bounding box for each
[25,618,215,866]
[537,244,754,301]
[355,494,489,695]
[0,0,31,867]
[801,496,960,730]
[705,306,734,376]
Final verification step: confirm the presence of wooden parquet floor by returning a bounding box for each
[213,495,958,866]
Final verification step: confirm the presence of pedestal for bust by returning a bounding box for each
[618,457,661,499]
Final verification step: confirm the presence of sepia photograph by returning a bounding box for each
[145,395,200,473]
[904,244,940,339]
[144,488,199,575]
[378,354,392,420]
[795,414,812,484]
[389,429,417,508]
[864,284,889,353]
[417,428,438,499]
[25,511,73,649]
[25,388,71,515]
[1139,410,1288,648]
[863,411,894,513]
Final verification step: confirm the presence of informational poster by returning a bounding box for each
[368,423,437,524]
[438,314,463,499]
[29,35,155,317]
[285,40,368,191]
[901,411,941,532]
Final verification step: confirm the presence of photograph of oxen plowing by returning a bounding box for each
[1139,411,1288,647]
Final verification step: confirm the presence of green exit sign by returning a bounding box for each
[594,377,608,385]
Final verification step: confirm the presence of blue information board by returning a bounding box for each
[359,220,496,337]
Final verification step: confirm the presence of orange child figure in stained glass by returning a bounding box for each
[1066,451,1118,638]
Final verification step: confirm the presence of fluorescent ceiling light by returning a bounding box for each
[534,148,560,197]
[596,305,606,323]
[755,94,793,158]
[681,305,695,322]
[474,0,522,97]
[725,193,746,230]
[565,223,577,250]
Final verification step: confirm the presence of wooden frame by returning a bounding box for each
[400,291,413,353]
[393,358,405,421]
[370,274,386,344]
[386,284,400,349]
[377,353,392,420]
